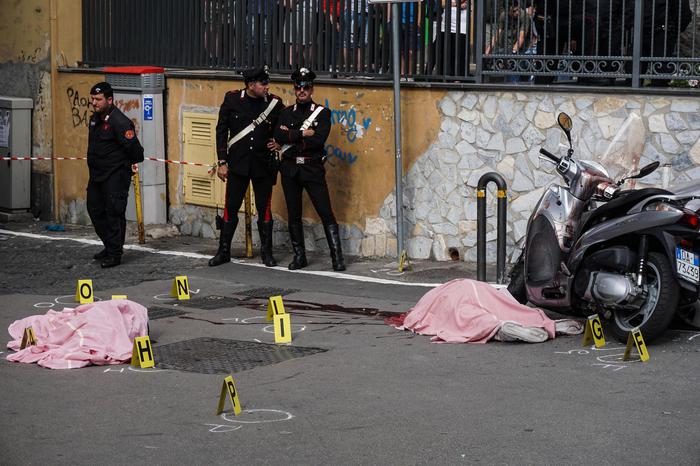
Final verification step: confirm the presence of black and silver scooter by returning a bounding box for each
[508,113,700,342]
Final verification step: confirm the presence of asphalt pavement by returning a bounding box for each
[0,222,698,465]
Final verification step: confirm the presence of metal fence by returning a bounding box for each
[82,0,700,88]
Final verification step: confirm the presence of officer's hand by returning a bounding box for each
[267,140,281,151]
[302,129,315,137]
[217,164,228,182]
[131,164,138,174]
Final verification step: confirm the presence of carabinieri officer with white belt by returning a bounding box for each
[210,66,284,267]
[274,68,345,271]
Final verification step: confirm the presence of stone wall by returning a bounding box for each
[366,91,700,263]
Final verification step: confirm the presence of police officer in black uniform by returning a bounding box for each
[273,68,346,271]
[86,82,144,268]
[210,66,285,267]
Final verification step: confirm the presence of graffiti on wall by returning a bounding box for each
[323,98,372,166]
[17,48,43,64]
[67,87,93,128]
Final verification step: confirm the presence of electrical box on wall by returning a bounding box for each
[0,96,33,213]
[105,66,166,225]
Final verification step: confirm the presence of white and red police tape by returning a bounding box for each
[1,156,216,174]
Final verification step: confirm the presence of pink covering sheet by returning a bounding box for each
[6,299,148,369]
[395,279,556,343]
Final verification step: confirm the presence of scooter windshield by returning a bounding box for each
[598,112,646,185]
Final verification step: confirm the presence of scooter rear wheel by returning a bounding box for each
[610,251,678,343]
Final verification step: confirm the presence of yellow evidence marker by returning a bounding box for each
[111,295,128,300]
[274,313,292,344]
[170,276,190,300]
[74,279,94,304]
[216,375,242,416]
[130,335,155,368]
[20,327,38,349]
[623,327,650,362]
[266,295,285,322]
[582,314,606,348]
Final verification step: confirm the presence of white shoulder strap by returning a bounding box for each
[279,106,325,156]
[227,97,280,150]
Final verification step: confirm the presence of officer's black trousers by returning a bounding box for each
[281,166,336,225]
[224,172,274,222]
[87,168,131,257]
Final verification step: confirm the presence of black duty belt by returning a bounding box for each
[284,156,323,165]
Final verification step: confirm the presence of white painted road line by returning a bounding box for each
[1,229,446,288]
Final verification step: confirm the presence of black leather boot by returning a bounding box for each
[258,220,277,267]
[324,223,346,271]
[288,222,308,270]
[209,218,237,266]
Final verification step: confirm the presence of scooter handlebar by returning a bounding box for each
[539,148,561,164]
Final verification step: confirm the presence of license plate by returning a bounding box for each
[676,247,699,284]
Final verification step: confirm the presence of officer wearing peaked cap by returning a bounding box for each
[274,68,346,272]
[210,65,285,267]
[86,81,144,268]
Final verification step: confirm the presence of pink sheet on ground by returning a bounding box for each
[6,299,148,369]
[396,279,556,343]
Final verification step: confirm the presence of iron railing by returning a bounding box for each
[82,0,700,88]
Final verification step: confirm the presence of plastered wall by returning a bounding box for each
[166,78,443,228]
[53,71,103,223]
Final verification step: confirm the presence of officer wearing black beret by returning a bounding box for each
[273,68,345,271]
[86,81,144,268]
[210,65,285,267]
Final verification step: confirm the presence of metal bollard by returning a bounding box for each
[476,173,507,283]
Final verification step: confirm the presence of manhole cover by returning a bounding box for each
[235,287,299,298]
[148,306,188,320]
[153,337,327,374]
[181,295,248,310]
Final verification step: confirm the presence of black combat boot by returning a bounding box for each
[101,254,121,268]
[324,223,346,271]
[258,220,277,267]
[209,218,237,266]
[288,222,308,270]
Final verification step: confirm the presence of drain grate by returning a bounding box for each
[235,287,299,298]
[153,337,327,374]
[148,306,188,320]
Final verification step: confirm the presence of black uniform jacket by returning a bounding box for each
[273,100,331,175]
[87,107,144,182]
[216,89,284,178]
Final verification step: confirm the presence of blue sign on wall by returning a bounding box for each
[143,95,153,121]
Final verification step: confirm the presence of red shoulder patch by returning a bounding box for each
[124,129,135,140]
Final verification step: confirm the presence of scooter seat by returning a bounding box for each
[577,187,672,239]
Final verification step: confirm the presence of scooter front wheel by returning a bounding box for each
[610,251,678,343]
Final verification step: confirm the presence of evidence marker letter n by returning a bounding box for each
[130,336,155,368]
[217,375,242,416]
[170,276,190,300]
[267,295,286,322]
[582,314,606,348]
[75,279,94,304]
[623,328,650,362]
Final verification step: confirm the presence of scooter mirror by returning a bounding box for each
[617,161,661,186]
[557,112,572,132]
[633,161,660,179]
[557,113,573,149]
